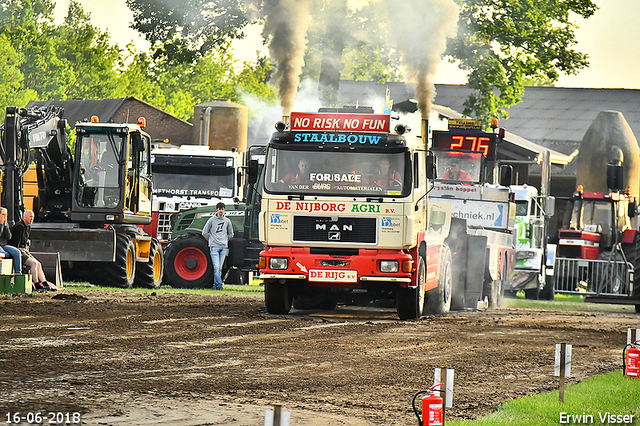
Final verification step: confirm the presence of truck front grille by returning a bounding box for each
[293,216,376,244]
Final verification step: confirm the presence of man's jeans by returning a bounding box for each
[0,245,21,273]
[210,246,229,289]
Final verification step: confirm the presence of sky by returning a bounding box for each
[54,0,640,90]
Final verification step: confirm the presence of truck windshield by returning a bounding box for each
[435,151,482,183]
[566,199,614,246]
[152,156,235,198]
[263,147,410,197]
[515,201,529,216]
[77,132,123,208]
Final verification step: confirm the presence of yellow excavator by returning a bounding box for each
[0,105,163,288]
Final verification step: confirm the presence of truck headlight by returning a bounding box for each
[269,257,288,270]
[380,260,399,273]
[516,250,536,260]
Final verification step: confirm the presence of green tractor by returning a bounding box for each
[162,146,264,288]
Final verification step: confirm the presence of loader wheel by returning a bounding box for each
[265,280,292,314]
[163,233,212,288]
[134,239,164,289]
[424,243,453,315]
[396,256,427,320]
[103,233,136,289]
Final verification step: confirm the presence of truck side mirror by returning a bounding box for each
[426,151,436,180]
[606,163,624,191]
[629,200,637,218]
[499,165,513,186]
[247,159,259,185]
[543,196,555,218]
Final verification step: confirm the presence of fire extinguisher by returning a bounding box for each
[623,340,640,378]
[412,383,444,426]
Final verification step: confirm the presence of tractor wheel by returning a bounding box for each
[524,288,539,300]
[134,239,164,289]
[396,256,427,320]
[163,233,213,288]
[424,243,453,315]
[264,280,292,314]
[103,233,136,289]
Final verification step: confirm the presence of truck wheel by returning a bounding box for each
[163,233,213,288]
[103,233,136,289]
[265,280,292,314]
[224,267,244,285]
[396,256,427,320]
[539,275,555,300]
[524,288,539,300]
[424,244,453,315]
[134,239,164,289]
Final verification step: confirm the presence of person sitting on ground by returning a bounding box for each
[8,210,56,291]
[0,207,21,274]
[280,158,311,184]
[370,157,402,187]
[441,160,472,182]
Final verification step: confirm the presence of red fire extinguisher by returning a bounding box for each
[624,340,640,378]
[412,383,444,426]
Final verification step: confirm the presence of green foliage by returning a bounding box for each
[0,34,36,109]
[448,0,597,122]
[125,0,249,64]
[448,371,640,426]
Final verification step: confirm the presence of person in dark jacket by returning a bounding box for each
[9,210,53,289]
[0,207,21,273]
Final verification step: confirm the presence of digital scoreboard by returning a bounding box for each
[432,130,498,161]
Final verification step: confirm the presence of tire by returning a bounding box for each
[103,233,136,289]
[635,304,640,314]
[424,244,453,315]
[396,256,427,320]
[265,280,292,314]
[224,267,244,285]
[539,275,555,300]
[163,233,213,288]
[524,288,539,300]
[134,239,164,289]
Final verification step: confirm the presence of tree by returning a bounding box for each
[0,34,36,108]
[126,0,249,64]
[448,0,597,122]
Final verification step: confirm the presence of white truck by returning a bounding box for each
[143,145,243,244]
[430,120,516,309]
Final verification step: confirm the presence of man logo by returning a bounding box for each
[328,231,341,240]
[271,214,280,224]
[382,217,392,226]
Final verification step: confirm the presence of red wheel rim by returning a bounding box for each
[174,248,208,280]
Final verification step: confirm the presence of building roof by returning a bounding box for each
[338,81,640,175]
[27,98,128,129]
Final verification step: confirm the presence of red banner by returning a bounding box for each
[290,112,390,133]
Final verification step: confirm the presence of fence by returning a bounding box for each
[554,256,633,296]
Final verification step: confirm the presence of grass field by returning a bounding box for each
[447,371,640,426]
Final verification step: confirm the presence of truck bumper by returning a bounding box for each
[259,246,414,288]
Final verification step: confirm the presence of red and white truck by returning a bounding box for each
[256,108,457,319]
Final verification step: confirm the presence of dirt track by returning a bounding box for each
[0,289,638,426]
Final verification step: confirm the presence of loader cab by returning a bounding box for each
[71,119,152,225]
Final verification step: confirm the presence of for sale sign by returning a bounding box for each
[308,269,358,282]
